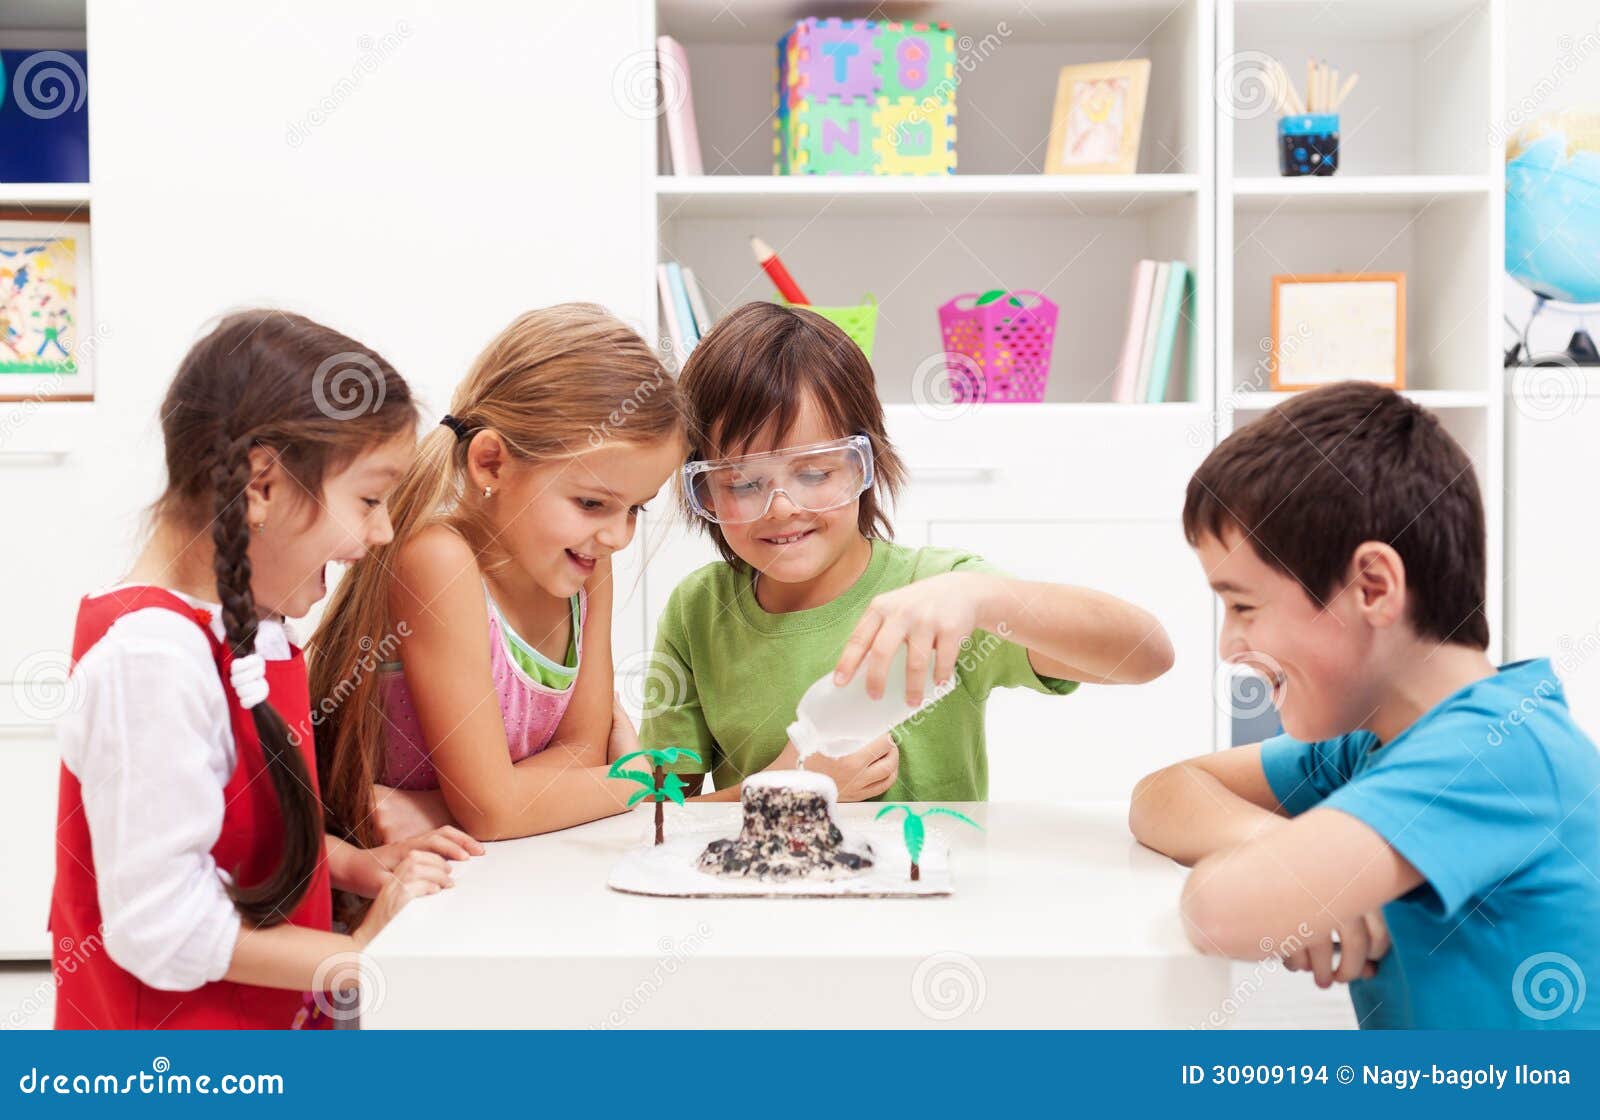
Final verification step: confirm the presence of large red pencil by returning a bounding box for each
[750,236,810,305]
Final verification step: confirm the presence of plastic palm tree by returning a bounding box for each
[875,805,982,881]
[609,748,703,845]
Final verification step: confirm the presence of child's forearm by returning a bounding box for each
[324,834,389,898]
[225,924,363,993]
[975,577,1173,684]
[449,763,638,841]
[1128,764,1283,866]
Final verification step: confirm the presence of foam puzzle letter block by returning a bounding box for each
[774,17,957,176]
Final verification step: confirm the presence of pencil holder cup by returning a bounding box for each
[789,296,878,359]
[1278,113,1340,176]
[937,289,1058,403]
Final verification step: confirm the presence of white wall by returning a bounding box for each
[0,0,654,958]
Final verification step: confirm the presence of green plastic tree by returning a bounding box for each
[875,805,983,881]
[609,748,703,845]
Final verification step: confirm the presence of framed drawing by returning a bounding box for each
[1270,273,1405,391]
[1045,59,1150,175]
[0,212,94,402]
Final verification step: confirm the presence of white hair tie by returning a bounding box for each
[230,653,270,710]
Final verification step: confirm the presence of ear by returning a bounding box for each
[1346,541,1407,629]
[243,445,285,529]
[464,430,511,493]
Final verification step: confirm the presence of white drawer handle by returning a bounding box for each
[0,451,69,465]
[908,466,1000,483]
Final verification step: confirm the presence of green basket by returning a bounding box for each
[784,296,878,359]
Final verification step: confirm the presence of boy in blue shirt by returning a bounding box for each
[1130,382,1600,1028]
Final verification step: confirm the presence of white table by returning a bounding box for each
[363,801,1230,1028]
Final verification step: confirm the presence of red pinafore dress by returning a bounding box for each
[50,586,333,1029]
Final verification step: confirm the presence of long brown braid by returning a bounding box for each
[154,310,415,926]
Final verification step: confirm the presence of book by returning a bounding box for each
[682,266,714,339]
[1145,261,1189,403]
[657,36,703,175]
[1134,261,1170,402]
[664,261,699,349]
[656,264,690,367]
[1111,260,1156,403]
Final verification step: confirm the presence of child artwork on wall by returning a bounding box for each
[1045,60,1151,175]
[0,216,93,400]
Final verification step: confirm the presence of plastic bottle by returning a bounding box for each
[786,645,959,761]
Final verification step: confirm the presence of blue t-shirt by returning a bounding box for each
[1260,659,1600,1030]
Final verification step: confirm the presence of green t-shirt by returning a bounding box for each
[638,538,1077,801]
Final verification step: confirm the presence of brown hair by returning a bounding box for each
[309,303,688,849]
[677,301,905,567]
[1183,381,1488,649]
[154,309,416,926]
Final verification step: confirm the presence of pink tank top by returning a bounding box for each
[377,586,586,791]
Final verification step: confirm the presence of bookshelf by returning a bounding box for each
[652,0,1214,409]
[1216,0,1506,754]
[637,0,1218,804]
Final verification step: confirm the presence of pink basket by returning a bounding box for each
[937,290,1059,403]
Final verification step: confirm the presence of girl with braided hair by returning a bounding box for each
[51,310,480,1030]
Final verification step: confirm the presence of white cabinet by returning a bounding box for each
[925,519,1213,800]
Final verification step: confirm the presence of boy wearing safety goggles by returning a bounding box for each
[639,301,1174,803]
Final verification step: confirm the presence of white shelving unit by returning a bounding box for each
[638,0,1218,802]
[1216,0,1506,751]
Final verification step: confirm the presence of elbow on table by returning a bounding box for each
[1179,864,1267,960]
[1126,764,1179,854]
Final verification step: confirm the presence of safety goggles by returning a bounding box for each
[682,434,874,526]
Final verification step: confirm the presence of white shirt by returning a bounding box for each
[56,586,293,992]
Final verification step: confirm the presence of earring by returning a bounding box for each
[252,521,266,535]
[483,485,493,499]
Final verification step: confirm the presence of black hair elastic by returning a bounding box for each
[439,414,473,442]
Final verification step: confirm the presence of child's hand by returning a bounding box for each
[375,825,484,871]
[607,692,641,763]
[373,783,454,845]
[1284,910,1390,987]
[779,734,899,801]
[832,573,995,706]
[351,851,454,949]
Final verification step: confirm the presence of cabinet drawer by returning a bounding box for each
[886,403,1210,524]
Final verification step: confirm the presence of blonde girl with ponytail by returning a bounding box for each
[311,303,689,846]
[52,311,475,1030]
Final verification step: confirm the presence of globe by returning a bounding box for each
[1506,110,1600,305]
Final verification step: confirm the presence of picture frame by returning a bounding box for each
[1270,272,1406,391]
[1045,59,1151,175]
[0,211,94,402]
